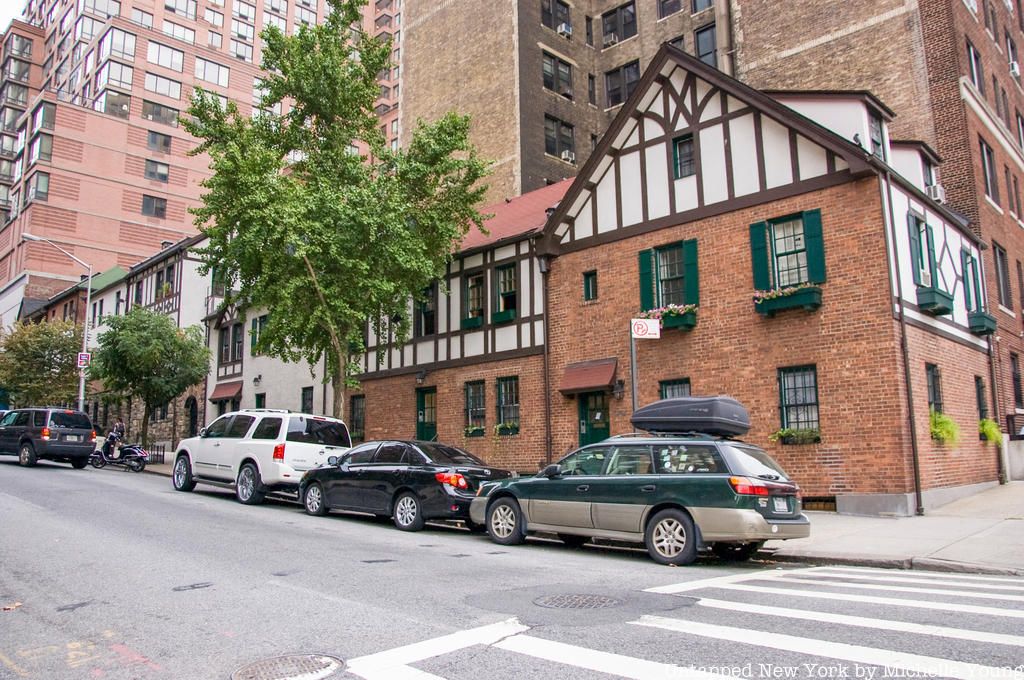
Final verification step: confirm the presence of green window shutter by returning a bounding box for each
[961,250,974,311]
[749,222,770,290]
[638,249,654,311]
[250,318,258,351]
[907,214,922,286]
[925,223,938,286]
[803,209,826,284]
[682,238,699,305]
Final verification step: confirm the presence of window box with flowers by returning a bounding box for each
[463,425,485,438]
[753,284,822,317]
[494,421,519,437]
[640,303,697,330]
[460,315,483,330]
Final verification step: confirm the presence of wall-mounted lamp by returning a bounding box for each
[253,374,262,385]
[613,379,625,400]
[415,369,428,385]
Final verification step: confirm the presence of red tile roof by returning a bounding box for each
[460,178,574,252]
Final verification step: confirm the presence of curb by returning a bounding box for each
[758,549,1024,577]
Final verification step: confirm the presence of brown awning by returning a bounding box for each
[208,380,243,402]
[559,358,618,395]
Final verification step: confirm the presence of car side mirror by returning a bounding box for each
[199,428,207,438]
[327,455,338,466]
[541,463,562,478]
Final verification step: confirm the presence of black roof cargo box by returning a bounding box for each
[630,396,750,437]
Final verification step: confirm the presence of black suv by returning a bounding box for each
[0,408,96,468]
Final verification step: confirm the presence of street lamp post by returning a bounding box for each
[22,233,92,412]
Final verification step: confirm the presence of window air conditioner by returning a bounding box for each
[556,22,572,37]
[926,183,947,204]
[560,149,576,164]
[1011,61,1021,78]
[603,33,619,48]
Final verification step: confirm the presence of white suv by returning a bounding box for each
[171,409,351,504]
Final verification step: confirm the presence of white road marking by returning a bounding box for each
[345,618,529,680]
[495,634,737,680]
[644,569,789,594]
[778,572,1024,602]
[813,566,1024,585]
[633,615,1024,680]
[785,569,1024,591]
[711,583,1024,618]
[696,597,1024,646]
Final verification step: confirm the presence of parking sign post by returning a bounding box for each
[629,319,660,413]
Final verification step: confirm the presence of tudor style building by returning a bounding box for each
[537,46,1000,515]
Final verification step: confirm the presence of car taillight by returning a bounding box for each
[728,476,771,496]
[90,431,96,442]
[41,427,50,441]
[435,472,468,489]
[273,443,285,461]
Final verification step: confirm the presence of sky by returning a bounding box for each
[1,1,24,32]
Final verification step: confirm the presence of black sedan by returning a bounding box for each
[298,440,513,531]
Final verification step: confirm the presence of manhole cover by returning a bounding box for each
[230,654,344,680]
[533,594,622,609]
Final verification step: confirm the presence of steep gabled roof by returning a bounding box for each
[461,178,573,254]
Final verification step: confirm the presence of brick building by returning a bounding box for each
[401,0,727,203]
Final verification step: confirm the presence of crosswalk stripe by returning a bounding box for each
[633,615,1024,680]
[801,570,1024,592]
[645,570,789,594]
[696,598,1024,646]
[494,633,735,680]
[778,573,1024,602]
[813,567,1024,585]
[345,618,529,680]
[712,583,1024,618]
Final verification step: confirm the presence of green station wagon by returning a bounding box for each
[469,397,810,565]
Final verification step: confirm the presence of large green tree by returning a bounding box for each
[184,0,488,419]
[90,308,210,447]
[0,320,82,407]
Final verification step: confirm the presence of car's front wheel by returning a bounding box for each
[172,455,196,492]
[487,497,526,545]
[236,463,266,505]
[644,508,698,566]
[18,443,37,467]
[303,483,327,517]
[393,492,425,531]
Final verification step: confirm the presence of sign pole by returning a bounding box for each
[629,318,659,414]
[630,327,639,413]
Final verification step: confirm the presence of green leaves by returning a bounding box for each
[0,320,82,407]
[185,0,489,416]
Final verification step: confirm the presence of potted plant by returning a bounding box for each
[639,303,698,330]
[753,283,822,317]
[463,425,485,438]
[768,427,821,445]
[979,418,1001,444]
[159,282,173,298]
[494,421,519,437]
[929,409,960,445]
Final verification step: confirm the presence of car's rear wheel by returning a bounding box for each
[18,443,37,467]
[487,497,525,545]
[644,508,698,566]
[236,463,266,505]
[558,534,589,548]
[711,541,763,561]
[304,483,327,516]
[70,458,89,469]
[393,492,425,531]
[172,455,196,492]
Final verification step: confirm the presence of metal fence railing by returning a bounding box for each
[147,443,166,465]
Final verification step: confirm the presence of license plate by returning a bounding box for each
[772,496,789,513]
[66,435,81,442]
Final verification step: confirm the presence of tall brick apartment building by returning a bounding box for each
[0,0,401,327]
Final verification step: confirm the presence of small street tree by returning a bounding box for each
[0,320,82,407]
[184,0,488,419]
[90,308,210,447]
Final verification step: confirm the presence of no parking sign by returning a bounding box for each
[630,318,660,339]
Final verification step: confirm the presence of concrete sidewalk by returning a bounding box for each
[143,462,1023,576]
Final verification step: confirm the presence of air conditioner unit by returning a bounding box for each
[560,149,576,164]
[556,22,572,37]
[1011,61,1021,78]
[603,33,619,48]
[926,183,947,204]
[561,86,573,98]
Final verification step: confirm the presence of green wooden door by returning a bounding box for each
[416,387,437,441]
[578,391,610,446]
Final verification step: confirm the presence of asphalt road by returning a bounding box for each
[1,460,1022,680]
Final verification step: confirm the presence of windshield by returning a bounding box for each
[720,444,790,480]
[286,417,351,447]
[416,443,485,466]
[48,412,92,429]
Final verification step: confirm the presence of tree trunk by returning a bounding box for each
[141,405,151,449]
[331,365,345,421]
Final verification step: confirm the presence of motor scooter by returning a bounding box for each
[90,431,148,472]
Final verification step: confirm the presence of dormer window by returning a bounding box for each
[868,111,885,161]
